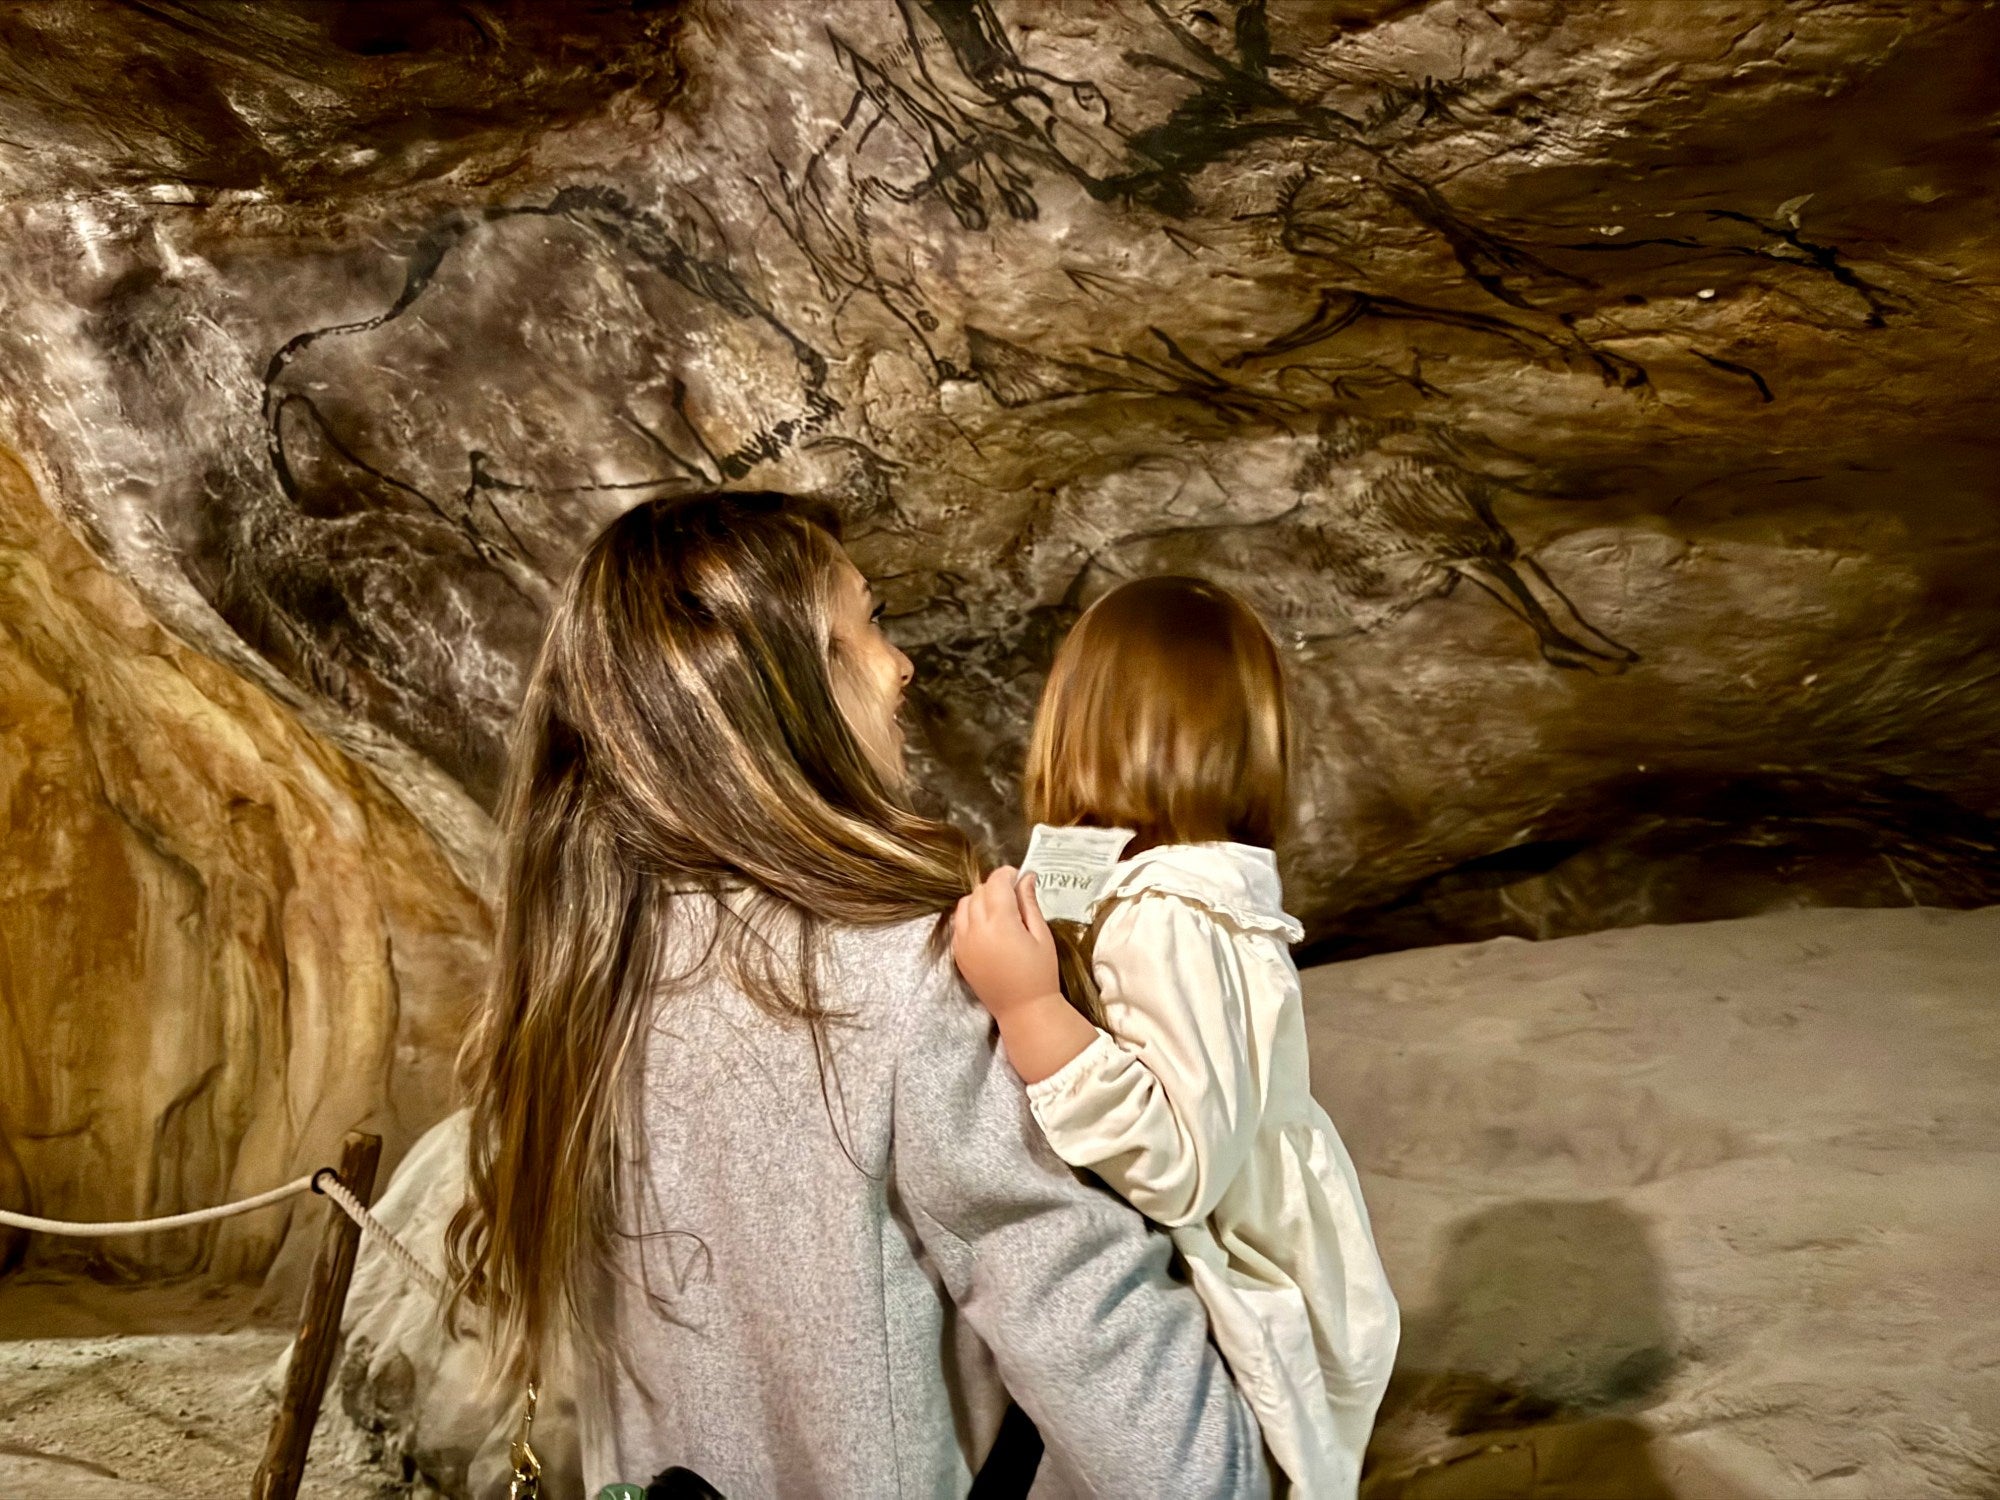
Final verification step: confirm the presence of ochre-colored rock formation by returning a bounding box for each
[0,449,489,1280]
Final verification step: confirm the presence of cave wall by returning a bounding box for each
[0,447,490,1279]
[0,0,1998,1244]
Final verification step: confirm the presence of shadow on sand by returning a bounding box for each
[1361,1198,1748,1500]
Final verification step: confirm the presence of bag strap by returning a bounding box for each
[509,1376,544,1499]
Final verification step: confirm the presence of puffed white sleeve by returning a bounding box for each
[1023,893,1273,1228]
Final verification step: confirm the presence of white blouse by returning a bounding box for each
[1024,842,1400,1498]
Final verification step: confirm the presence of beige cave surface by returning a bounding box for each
[1318,904,2000,1499]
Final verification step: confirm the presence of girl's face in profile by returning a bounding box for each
[829,553,914,787]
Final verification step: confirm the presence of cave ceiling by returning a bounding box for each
[3,0,1998,942]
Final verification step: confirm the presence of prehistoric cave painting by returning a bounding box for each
[965,327,1144,407]
[264,185,836,580]
[770,0,1893,405]
[167,0,1906,813]
[966,325,1300,422]
[230,186,842,801]
[1022,4,1877,320]
[1077,415,1637,670]
[771,0,1614,387]
[727,0,1912,686]
[1556,206,1904,334]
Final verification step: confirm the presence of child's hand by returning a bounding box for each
[953,868,1061,1019]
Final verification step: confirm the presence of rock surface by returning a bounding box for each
[0,1319,403,1500]
[0,447,491,1281]
[4,10,1995,1485]
[317,903,2000,1499]
[1317,904,2000,1499]
[0,1,1996,946]
[330,1111,580,1500]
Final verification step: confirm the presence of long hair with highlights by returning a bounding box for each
[447,490,979,1381]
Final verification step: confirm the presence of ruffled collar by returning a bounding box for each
[1092,842,1304,944]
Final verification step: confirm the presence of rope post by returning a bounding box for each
[252,1129,381,1500]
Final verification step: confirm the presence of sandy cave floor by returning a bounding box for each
[0,1278,412,1499]
[4,903,1998,1499]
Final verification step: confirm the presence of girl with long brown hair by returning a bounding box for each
[449,494,1266,1498]
[954,576,1400,1499]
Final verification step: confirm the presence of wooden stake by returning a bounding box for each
[252,1130,382,1500]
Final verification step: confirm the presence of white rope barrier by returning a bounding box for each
[0,1167,448,1302]
[0,1174,317,1236]
[312,1168,449,1301]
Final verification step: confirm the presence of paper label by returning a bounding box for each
[1017,824,1135,924]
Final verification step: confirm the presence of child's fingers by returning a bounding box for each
[980,867,1020,924]
[1015,871,1052,943]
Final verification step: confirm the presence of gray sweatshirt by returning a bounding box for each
[581,903,1270,1499]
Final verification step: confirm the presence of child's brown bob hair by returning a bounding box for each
[1027,574,1292,854]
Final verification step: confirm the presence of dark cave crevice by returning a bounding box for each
[1300,771,2000,963]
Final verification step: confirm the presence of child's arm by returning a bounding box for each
[952,867,1099,1083]
[953,872,1267,1229]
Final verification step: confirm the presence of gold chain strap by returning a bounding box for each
[508,1377,544,1500]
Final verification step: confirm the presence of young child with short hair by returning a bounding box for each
[953,574,1399,1499]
